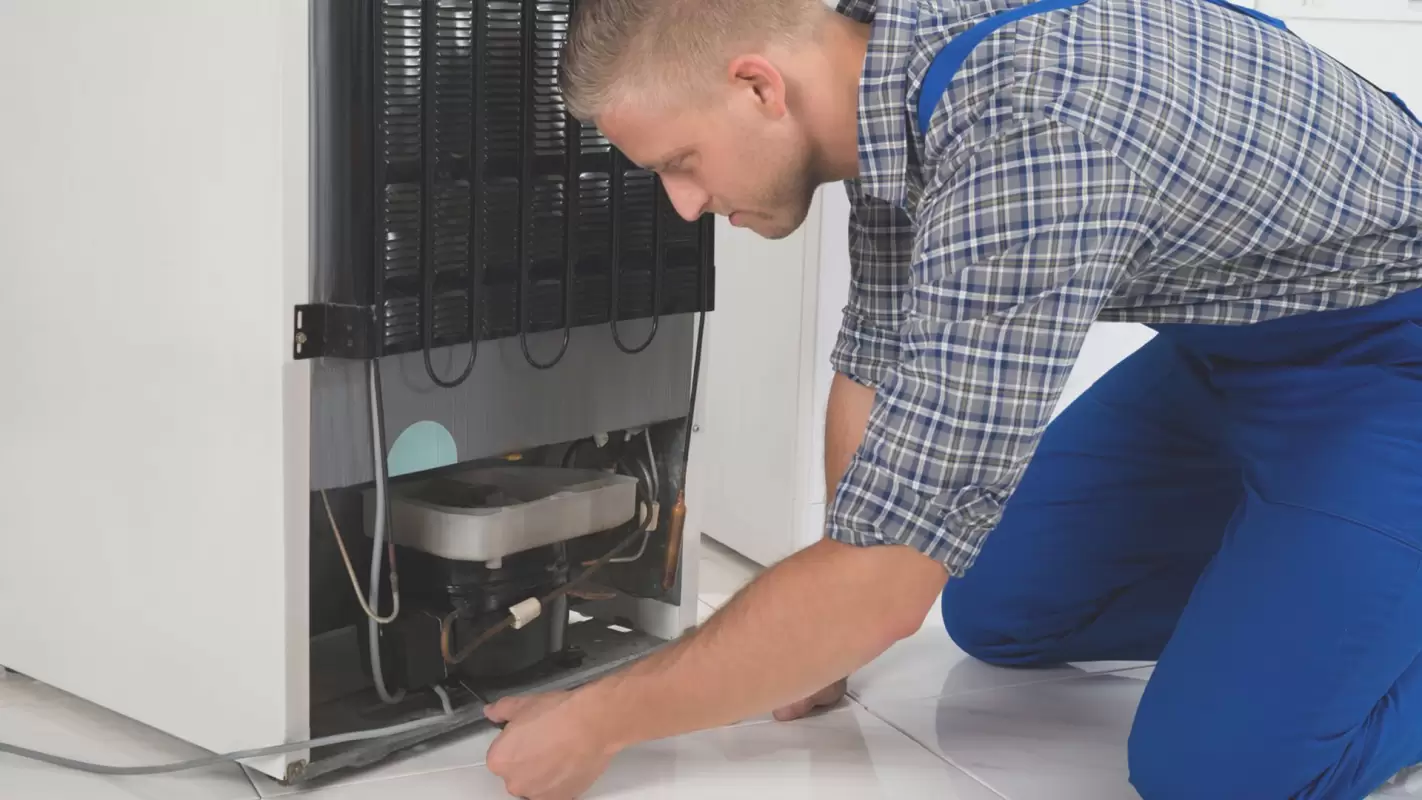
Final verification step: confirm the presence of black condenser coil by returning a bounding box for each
[308,0,715,364]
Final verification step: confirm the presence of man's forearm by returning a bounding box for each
[573,373,937,750]
[577,537,945,749]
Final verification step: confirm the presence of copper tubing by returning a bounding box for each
[443,610,515,667]
[661,490,687,592]
[439,609,458,665]
[567,589,618,601]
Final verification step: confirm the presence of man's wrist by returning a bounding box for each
[571,675,640,753]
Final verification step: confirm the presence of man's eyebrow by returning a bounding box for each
[644,148,693,172]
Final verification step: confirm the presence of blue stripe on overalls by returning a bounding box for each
[919,2,1422,799]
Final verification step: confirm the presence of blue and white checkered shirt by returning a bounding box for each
[827,0,1422,576]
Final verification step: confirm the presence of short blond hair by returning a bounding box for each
[561,0,826,120]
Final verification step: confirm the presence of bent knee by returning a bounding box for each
[940,584,1063,668]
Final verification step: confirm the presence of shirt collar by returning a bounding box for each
[837,0,918,208]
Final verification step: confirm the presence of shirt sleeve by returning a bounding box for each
[825,117,1160,576]
[829,179,915,389]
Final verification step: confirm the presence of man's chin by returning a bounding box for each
[746,212,809,241]
[754,224,796,241]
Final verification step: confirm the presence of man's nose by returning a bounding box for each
[661,176,710,222]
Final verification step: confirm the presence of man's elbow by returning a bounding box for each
[884,547,949,642]
[818,539,949,645]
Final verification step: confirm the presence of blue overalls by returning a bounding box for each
[919,2,1422,799]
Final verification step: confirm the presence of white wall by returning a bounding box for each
[693,200,826,567]
[1257,1,1422,113]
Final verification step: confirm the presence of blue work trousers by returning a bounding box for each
[942,289,1422,799]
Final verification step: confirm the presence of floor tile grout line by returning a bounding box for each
[847,662,1155,706]
[241,764,263,799]
[847,697,1012,800]
[248,759,499,799]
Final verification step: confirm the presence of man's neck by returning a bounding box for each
[813,12,871,182]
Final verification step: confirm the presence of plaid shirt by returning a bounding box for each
[828,0,1422,576]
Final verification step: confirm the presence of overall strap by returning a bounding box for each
[915,0,1089,137]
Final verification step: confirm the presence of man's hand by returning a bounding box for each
[475,372,940,797]
[484,690,619,800]
[477,543,942,798]
[772,677,848,721]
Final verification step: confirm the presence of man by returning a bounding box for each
[483,0,1422,797]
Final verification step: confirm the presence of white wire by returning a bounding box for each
[607,529,650,565]
[320,489,398,624]
[608,494,654,564]
[606,429,659,565]
[367,359,405,705]
[431,685,454,715]
[643,429,660,497]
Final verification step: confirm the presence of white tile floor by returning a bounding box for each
[1,537,1418,799]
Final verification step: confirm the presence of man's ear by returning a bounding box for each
[727,54,788,119]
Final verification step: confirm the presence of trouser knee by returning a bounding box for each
[940,582,1059,667]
